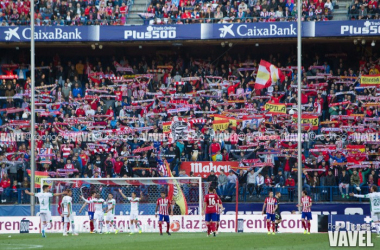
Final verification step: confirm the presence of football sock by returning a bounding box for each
[376,223,380,234]
[166,222,170,233]
[71,223,76,234]
[90,221,94,232]
[42,224,46,231]
[99,221,103,233]
[272,222,276,232]
[106,223,110,233]
[216,223,219,232]
[159,223,162,234]
[63,222,67,234]
[112,221,117,229]
[137,222,141,230]
[207,224,211,235]
[267,221,271,232]
[302,221,306,230]
[275,223,279,232]
[67,223,70,232]
[131,224,135,233]
[307,221,311,232]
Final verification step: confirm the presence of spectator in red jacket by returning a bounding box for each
[285,175,296,202]
[1,174,11,203]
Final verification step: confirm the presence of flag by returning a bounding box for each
[212,114,237,127]
[164,160,188,215]
[26,170,50,188]
[212,119,230,131]
[255,60,285,89]
[360,75,380,86]
[163,122,172,133]
[292,114,319,130]
[264,102,287,114]
[347,145,366,153]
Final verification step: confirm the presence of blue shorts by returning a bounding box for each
[301,212,312,220]
[266,213,276,222]
[158,214,170,222]
[216,214,220,222]
[205,213,217,222]
[88,212,94,220]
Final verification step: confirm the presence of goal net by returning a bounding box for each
[38,177,209,233]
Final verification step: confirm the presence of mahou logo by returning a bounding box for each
[181,162,239,177]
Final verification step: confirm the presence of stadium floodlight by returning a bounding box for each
[99,45,103,49]
[371,40,375,47]
[91,44,96,50]
[255,43,259,47]
[30,0,36,216]
[353,39,358,45]
[221,42,225,47]
[228,43,233,47]
[296,0,302,211]
[362,39,366,45]
[39,177,206,233]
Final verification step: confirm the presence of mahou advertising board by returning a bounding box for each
[180,161,239,178]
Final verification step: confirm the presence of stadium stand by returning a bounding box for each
[0,49,380,206]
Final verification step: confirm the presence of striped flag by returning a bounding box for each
[255,60,285,89]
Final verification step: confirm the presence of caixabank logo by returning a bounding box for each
[217,23,296,38]
[124,26,177,40]
[4,27,82,41]
[341,20,380,35]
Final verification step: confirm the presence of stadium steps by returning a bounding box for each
[126,2,147,25]
[333,1,351,20]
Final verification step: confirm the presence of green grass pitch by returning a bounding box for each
[0,232,378,250]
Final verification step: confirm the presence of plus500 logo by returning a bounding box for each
[124,26,176,40]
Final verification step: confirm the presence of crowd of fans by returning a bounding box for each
[349,0,380,20]
[0,50,380,205]
[147,0,336,24]
[0,0,132,26]
[0,0,351,26]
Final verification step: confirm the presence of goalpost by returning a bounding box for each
[39,177,208,233]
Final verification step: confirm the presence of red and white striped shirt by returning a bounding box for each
[301,196,312,212]
[87,197,95,212]
[62,146,71,158]
[156,198,171,215]
[264,197,277,214]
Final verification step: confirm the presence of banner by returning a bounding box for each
[180,161,239,177]
[0,214,317,234]
[162,122,172,134]
[347,145,366,153]
[212,119,230,131]
[292,114,319,130]
[2,21,380,43]
[361,75,380,86]
[0,26,99,42]
[264,102,286,114]
[164,160,188,215]
[241,115,265,129]
[26,170,50,188]
[213,114,237,127]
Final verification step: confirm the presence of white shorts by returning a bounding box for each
[94,211,104,221]
[63,214,74,223]
[371,212,380,222]
[40,212,51,223]
[105,213,115,221]
[130,211,138,220]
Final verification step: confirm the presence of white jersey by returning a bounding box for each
[355,192,380,213]
[83,197,106,213]
[106,199,116,215]
[127,197,140,212]
[61,196,73,215]
[35,192,53,213]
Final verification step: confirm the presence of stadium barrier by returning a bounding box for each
[0,214,318,234]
